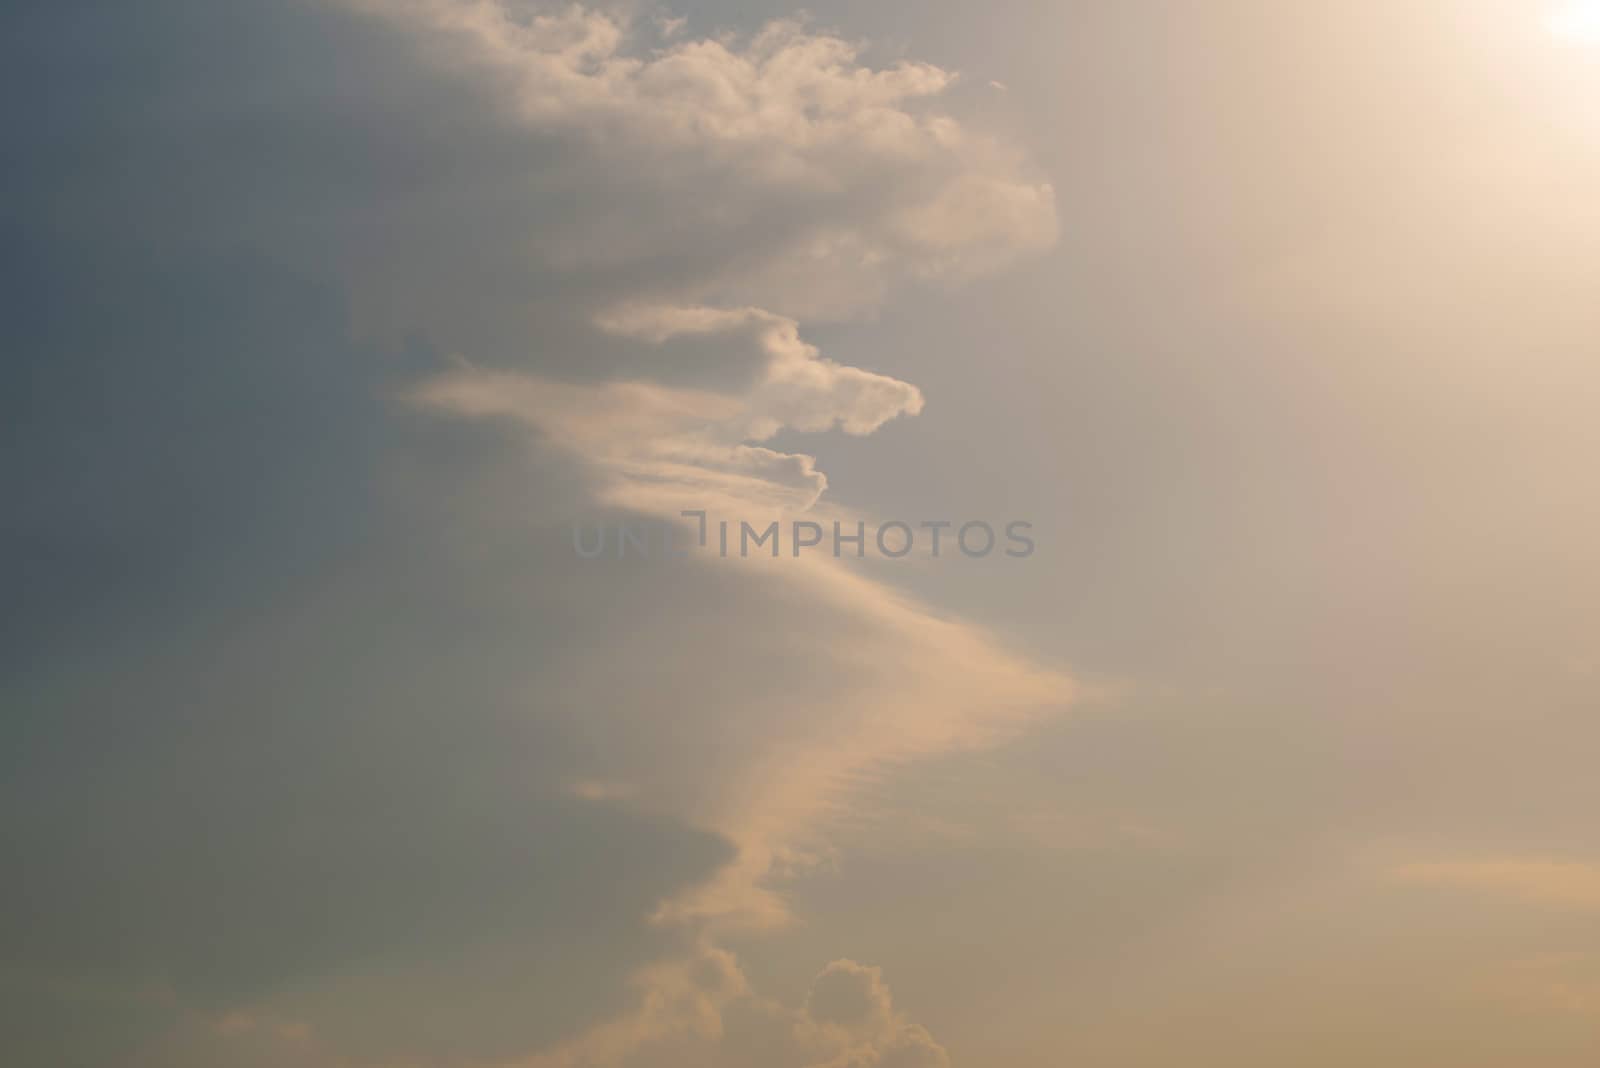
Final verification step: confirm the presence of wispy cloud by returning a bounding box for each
[1394,859,1600,911]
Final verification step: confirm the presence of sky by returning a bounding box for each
[4,1,1600,1065]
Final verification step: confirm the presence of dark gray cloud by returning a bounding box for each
[0,236,734,1062]
[2,2,718,1059]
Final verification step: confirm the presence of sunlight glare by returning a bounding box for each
[1547,1,1600,44]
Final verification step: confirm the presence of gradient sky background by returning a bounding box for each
[5,1,1600,1065]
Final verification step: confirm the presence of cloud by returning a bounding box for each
[1394,859,1600,911]
[2,2,1064,1066]
[509,951,949,1068]
[332,1,1056,328]
[1488,954,1600,1018]
[806,960,896,1036]
[799,962,950,1068]
[387,9,1068,1064]
[597,304,924,437]
[821,1025,951,1068]
[417,303,922,513]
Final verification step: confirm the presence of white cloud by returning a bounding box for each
[341,1,1056,324]
[417,303,921,513]
[596,303,924,439]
